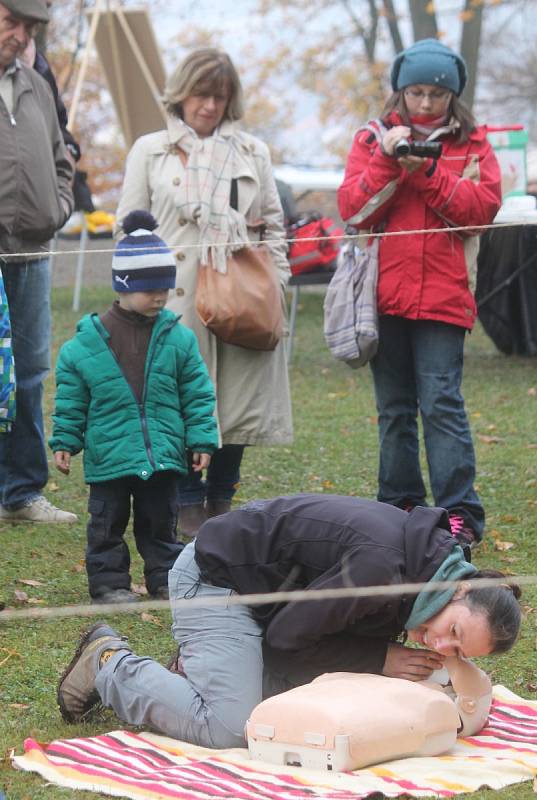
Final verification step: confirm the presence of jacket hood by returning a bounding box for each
[402,506,455,583]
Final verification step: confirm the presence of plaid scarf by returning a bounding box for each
[169,117,250,274]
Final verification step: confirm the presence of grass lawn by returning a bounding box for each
[1,285,536,799]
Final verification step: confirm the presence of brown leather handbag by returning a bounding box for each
[195,242,284,351]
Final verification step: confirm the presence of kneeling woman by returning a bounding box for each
[58,494,521,748]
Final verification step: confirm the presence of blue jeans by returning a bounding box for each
[177,444,245,506]
[0,259,51,508]
[96,541,265,747]
[370,316,484,538]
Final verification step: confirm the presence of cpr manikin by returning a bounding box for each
[247,656,492,772]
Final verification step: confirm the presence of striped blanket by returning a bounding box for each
[12,686,537,800]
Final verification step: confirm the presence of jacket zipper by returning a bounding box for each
[92,315,175,472]
[139,318,176,471]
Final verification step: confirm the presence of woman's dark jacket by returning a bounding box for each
[195,493,456,684]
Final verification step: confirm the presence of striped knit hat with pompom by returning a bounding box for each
[112,210,176,293]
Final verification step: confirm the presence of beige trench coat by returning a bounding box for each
[115,116,293,447]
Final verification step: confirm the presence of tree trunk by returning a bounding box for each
[459,1,483,109]
[408,0,438,40]
[382,0,404,53]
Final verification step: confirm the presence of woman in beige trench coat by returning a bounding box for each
[115,48,293,533]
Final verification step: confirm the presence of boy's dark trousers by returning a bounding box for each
[86,471,184,598]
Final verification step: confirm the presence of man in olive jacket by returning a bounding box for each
[0,0,75,523]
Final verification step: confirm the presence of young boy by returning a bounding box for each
[49,210,218,603]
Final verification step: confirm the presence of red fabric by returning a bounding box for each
[288,217,343,275]
[337,113,502,329]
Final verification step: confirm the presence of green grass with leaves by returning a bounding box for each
[1,286,536,799]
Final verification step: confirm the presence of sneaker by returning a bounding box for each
[57,622,130,723]
[91,588,140,605]
[448,514,477,548]
[0,495,77,524]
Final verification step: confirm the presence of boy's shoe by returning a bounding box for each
[91,588,140,605]
[178,503,207,536]
[0,495,77,524]
[448,514,478,548]
[57,622,130,723]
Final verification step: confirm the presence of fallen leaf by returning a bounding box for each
[27,597,45,605]
[322,480,335,489]
[131,584,148,596]
[526,444,537,450]
[72,561,85,573]
[500,514,518,524]
[526,683,537,693]
[48,481,60,492]
[494,540,515,551]
[0,647,22,667]
[527,387,536,396]
[13,589,28,603]
[16,579,45,587]
[8,703,29,710]
[141,612,163,627]
[477,434,502,444]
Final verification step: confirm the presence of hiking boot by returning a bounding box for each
[206,499,232,518]
[178,503,207,536]
[166,646,186,677]
[57,622,130,723]
[449,514,478,548]
[0,495,77,524]
[91,587,140,605]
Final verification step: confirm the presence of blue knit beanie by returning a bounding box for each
[390,38,467,97]
[112,211,176,293]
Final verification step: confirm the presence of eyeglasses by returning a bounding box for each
[404,88,451,103]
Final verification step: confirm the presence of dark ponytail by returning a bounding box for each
[464,569,522,654]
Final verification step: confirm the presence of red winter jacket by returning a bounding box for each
[337,114,502,330]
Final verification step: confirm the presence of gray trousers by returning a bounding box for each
[96,542,264,748]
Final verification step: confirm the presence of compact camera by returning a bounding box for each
[394,139,443,160]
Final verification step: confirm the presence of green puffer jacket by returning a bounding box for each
[49,310,218,483]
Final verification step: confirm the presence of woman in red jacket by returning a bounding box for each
[338,39,502,547]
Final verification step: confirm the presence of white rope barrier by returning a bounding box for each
[0,219,532,263]
[1,574,535,623]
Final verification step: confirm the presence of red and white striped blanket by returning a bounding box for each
[12,686,537,800]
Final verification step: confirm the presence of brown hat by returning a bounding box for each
[1,0,49,23]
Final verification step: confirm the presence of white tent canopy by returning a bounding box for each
[273,165,344,194]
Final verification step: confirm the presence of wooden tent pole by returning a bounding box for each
[105,0,132,146]
[115,5,165,112]
[67,0,104,130]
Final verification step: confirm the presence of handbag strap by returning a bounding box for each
[230,178,238,211]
